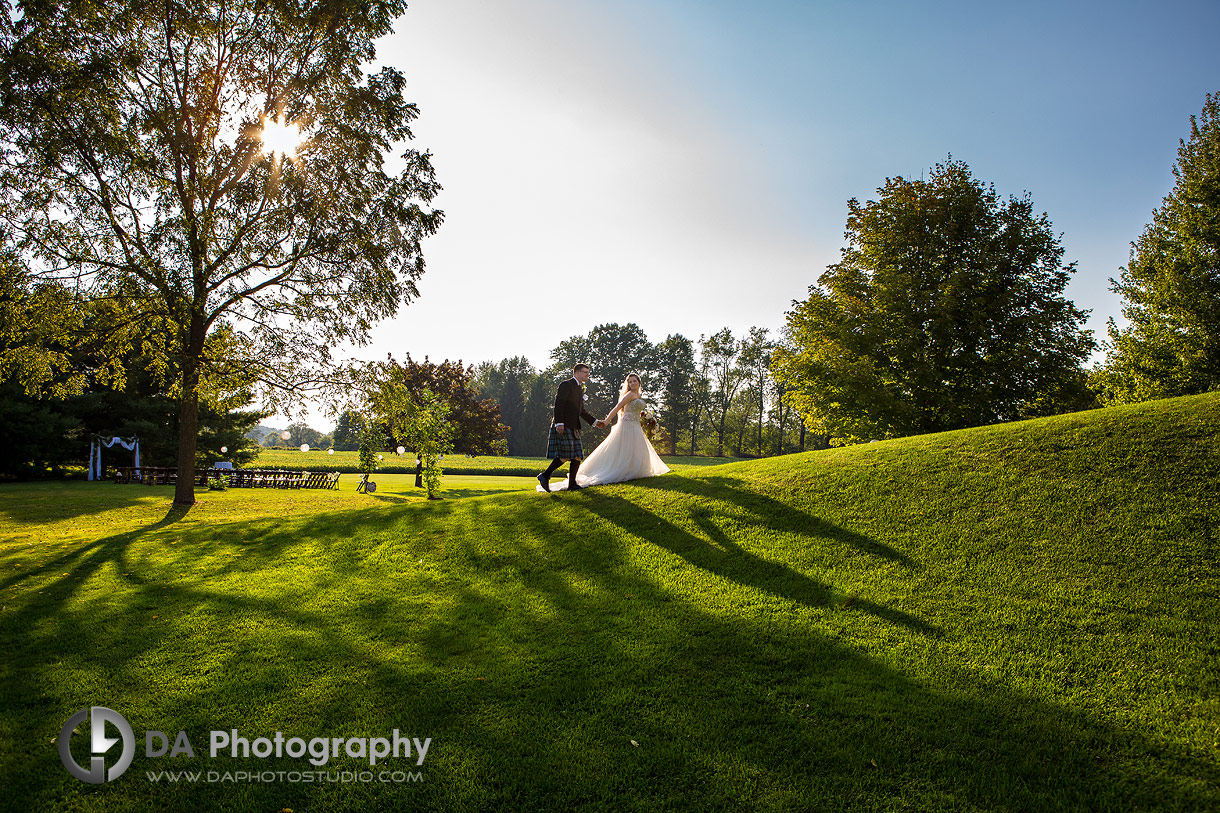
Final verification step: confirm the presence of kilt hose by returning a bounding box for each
[546,424,584,460]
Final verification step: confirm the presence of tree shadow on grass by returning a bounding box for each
[634,473,917,567]
[1,491,1217,811]
[367,492,413,505]
[578,490,938,637]
[0,503,192,592]
[0,480,172,524]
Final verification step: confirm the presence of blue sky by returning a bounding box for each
[282,0,1220,427]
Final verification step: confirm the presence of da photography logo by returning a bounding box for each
[59,706,135,784]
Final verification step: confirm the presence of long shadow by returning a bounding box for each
[368,492,413,505]
[2,486,1216,811]
[0,503,192,591]
[630,473,918,567]
[0,480,168,523]
[581,491,938,636]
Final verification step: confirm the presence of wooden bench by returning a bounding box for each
[113,467,340,490]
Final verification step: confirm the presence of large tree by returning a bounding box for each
[773,159,1094,441]
[0,0,441,503]
[1093,93,1220,403]
[330,410,361,451]
[653,333,696,455]
[738,326,774,456]
[701,328,745,457]
[362,355,506,456]
[473,356,550,455]
[549,323,655,404]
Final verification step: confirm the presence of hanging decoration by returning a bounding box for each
[88,435,141,481]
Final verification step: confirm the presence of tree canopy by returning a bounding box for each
[653,334,696,455]
[0,0,442,502]
[1093,92,1220,403]
[549,322,655,403]
[362,355,506,456]
[773,159,1095,441]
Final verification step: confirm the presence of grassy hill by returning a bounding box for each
[1,393,1217,811]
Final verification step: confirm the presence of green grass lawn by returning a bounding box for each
[1,394,1217,811]
[247,449,736,476]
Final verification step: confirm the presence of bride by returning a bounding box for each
[539,373,670,491]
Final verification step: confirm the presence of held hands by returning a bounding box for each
[595,419,607,429]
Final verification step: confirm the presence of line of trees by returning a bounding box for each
[7,68,1210,476]
[474,92,1220,456]
[471,324,822,459]
[0,288,265,478]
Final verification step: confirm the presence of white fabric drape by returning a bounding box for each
[88,436,140,480]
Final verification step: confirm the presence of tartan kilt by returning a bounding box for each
[546,425,584,460]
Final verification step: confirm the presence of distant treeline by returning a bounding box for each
[465,323,818,459]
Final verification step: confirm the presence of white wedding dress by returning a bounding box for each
[539,397,670,491]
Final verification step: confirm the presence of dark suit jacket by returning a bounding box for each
[553,378,597,431]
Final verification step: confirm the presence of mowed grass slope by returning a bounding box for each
[1,393,1217,812]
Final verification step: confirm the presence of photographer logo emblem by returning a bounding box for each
[59,706,135,784]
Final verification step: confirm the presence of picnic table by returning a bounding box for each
[114,467,340,490]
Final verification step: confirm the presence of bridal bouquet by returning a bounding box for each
[641,410,659,439]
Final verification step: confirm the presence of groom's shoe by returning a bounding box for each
[536,472,551,492]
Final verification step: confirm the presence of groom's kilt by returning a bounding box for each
[547,425,584,460]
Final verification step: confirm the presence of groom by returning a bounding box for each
[537,364,605,492]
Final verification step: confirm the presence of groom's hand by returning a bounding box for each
[555,423,565,434]
[595,419,606,428]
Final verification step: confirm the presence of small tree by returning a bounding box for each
[356,421,385,483]
[1093,93,1220,403]
[398,389,454,499]
[372,355,505,455]
[773,159,1095,441]
[358,361,457,499]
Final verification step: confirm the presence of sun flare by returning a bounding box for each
[259,115,303,159]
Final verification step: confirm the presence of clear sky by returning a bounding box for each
[276,0,1220,429]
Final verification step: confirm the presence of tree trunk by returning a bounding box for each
[775,401,785,456]
[757,388,765,456]
[799,421,806,451]
[173,315,206,506]
[772,413,780,456]
[173,367,200,505]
